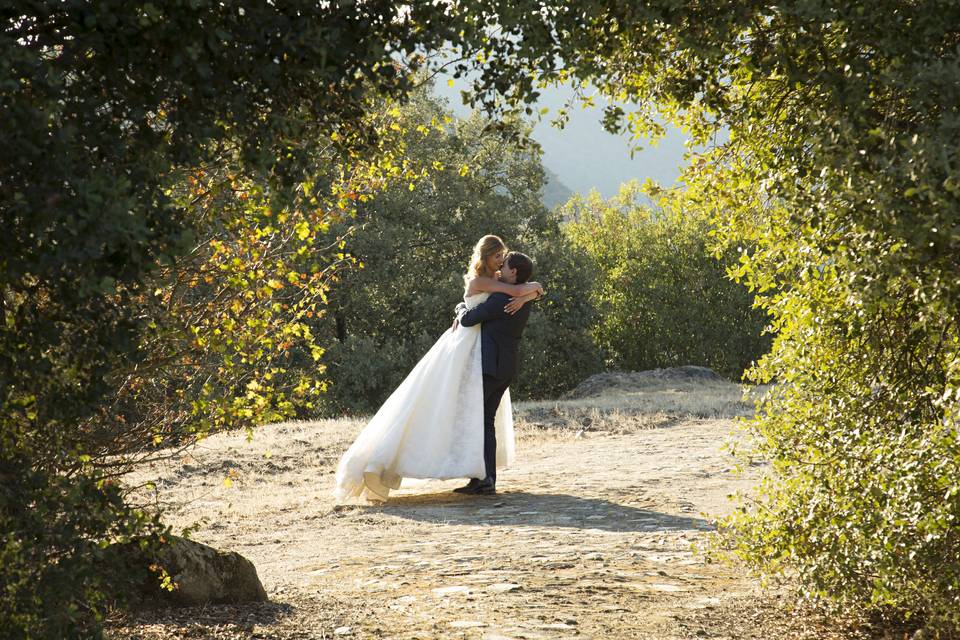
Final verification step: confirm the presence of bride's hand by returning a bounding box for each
[504,289,544,315]
[504,297,526,315]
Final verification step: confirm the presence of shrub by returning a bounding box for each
[563,182,770,379]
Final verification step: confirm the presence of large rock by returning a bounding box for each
[110,535,268,607]
[159,536,268,606]
[566,366,723,399]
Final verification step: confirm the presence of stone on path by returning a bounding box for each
[535,622,575,630]
[486,582,521,593]
[432,585,471,596]
[631,582,689,592]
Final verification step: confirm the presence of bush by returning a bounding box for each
[511,222,603,399]
[0,438,166,639]
[322,333,436,415]
[562,182,770,379]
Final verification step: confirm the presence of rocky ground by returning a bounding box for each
[108,373,872,640]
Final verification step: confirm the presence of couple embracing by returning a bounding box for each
[333,235,544,501]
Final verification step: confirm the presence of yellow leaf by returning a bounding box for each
[223,477,233,488]
[295,220,310,240]
[447,78,454,87]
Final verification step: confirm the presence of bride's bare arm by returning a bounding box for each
[466,276,544,297]
[504,289,544,315]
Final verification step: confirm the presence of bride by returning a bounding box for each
[333,235,544,501]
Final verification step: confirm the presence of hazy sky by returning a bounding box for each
[432,80,692,199]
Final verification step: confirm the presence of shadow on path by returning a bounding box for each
[107,600,295,633]
[356,490,712,533]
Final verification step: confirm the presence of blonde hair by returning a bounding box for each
[463,234,507,285]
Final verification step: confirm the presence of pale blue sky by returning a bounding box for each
[432,80,692,199]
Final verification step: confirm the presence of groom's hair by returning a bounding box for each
[505,251,533,284]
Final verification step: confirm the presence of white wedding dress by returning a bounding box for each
[333,292,516,501]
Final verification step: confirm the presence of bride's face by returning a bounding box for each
[485,248,506,273]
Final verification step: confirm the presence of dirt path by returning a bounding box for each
[112,411,849,639]
[303,421,754,640]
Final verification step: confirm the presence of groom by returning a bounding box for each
[453,251,537,496]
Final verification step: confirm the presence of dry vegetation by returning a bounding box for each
[519,377,764,437]
[108,374,871,640]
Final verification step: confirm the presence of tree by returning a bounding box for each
[1,2,456,636]
[312,86,600,413]
[563,182,769,378]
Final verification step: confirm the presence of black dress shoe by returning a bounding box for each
[463,478,495,495]
[472,480,496,495]
[453,478,481,494]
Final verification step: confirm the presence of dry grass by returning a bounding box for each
[514,379,765,438]
[141,379,745,468]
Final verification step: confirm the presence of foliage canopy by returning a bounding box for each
[4,0,960,634]
[2,2,455,635]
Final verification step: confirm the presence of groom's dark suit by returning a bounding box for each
[456,292,533,484]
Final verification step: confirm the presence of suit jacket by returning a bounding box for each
[456,292,533,382]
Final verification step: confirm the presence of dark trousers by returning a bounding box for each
[482,374,511,483]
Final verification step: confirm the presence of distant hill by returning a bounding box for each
[541,167,574,210]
